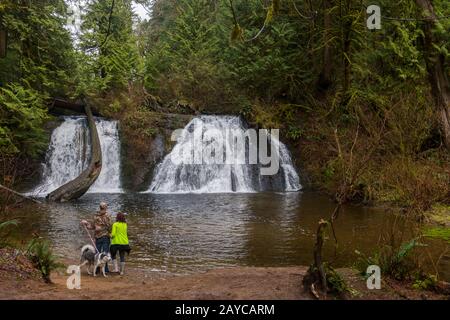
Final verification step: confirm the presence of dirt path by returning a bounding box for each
[1,266,309,300]
[1,265,447,300]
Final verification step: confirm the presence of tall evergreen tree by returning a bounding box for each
[0,0,75,159]
[79,0,142,92]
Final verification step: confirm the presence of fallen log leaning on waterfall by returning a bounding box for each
[49,98,101,116]
[46,102,102,202]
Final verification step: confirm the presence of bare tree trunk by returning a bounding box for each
[313,219,329,293]
[342,26,351,99]
[0,29,7,58]
[318,0,333,90]
[46,102,102,202]
[415,0,450,149]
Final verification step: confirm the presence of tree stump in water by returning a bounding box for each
[46,102,102,202]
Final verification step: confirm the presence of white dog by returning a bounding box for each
[79,245,112,277]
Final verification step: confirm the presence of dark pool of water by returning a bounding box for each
[12,192,450,279]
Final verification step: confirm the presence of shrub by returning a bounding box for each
[423,227,450,244]
[324,264,355,297]
[26,238,64,283]
[412,273,438,291]
[355,237,427,281]
[0,219,18,248]
[371,157,450,213]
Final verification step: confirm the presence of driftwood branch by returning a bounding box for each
[303,218,330,299]
[314,219,329,294]
[0,184,42,204]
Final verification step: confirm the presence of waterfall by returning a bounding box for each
[89,119,122,193]
[147,115,301,193]
[30,116,122,196]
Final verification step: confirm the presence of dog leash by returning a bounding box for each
[82,224,99,253]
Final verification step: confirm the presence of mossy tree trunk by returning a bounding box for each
[46,102,102,202]
[416,0,450,149]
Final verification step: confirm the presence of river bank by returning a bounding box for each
[1,262,448,300]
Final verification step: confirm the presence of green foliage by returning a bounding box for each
[286,125,303,140]
[306,262,356,297]
[231,23,244,41]
[412,273,438,290]
[0,219,18,248]
[355,238,427,281]
[26,238,64,283]
[143,0,237,111]
[324,264,355,297]
[224,0,312,102]
[369,157,450,211]
[0,0,75,181]
[423,227,450,243]
[323,160,337,181]
[0,83,49,157]
[0,219,18,230]
[78,0,143,95]
[425,204,450,226]
[0,0,76,95]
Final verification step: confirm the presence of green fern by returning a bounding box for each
[26,238,64,283]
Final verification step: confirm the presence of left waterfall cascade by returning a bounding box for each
[29,116,123,196]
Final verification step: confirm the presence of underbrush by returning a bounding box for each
[424,204,450,227]
[304,262,354,299]
[1,217,62,283]
[0,219,18,248]
[26,237,64,283]
[293,90,450,216]
[354,223,450,293]
[355,237,428,282]
[361,156,449,213]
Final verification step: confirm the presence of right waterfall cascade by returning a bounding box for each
[146,115,301,193]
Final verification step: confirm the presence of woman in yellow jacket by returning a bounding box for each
[110,212,131,275]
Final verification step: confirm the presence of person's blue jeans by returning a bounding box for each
[95,236,110,273]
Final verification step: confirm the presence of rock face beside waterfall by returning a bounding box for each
[146,115,301,193]
[119,112,194,191]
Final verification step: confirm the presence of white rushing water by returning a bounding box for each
[30,116,122,196]
[147,115,301,193]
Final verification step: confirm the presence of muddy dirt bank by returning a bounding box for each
[1,265,447,300]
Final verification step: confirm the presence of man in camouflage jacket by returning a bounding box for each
[81,202,112,272]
